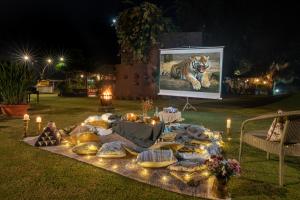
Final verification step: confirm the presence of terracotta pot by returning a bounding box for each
[1,104,29,117]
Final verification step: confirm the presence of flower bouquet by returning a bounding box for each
[206,155,241,198]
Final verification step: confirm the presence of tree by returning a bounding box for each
[115,2,174,63]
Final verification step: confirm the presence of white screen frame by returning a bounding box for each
[158,47,224,99]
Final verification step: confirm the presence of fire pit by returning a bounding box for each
[99,87,114,112]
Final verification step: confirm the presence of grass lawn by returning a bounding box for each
[1,94,300,200]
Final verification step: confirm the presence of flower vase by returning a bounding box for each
[212,176,229,199]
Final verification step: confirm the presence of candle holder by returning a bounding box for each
[23,114,30,138]
[226,118,232,141]
[36,116,42,134]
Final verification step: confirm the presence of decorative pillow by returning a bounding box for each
[72,142,100,155]
[267,110,285,142]
[177,152,210,162]
[178,145,206,154]
[160,132,178,142]
[62,135,77,146]
[86,120,110,129]
[122,144,146,156]
[186,125,208,140]
[170,171,208,186]
[149,142,184,152]
[96,141,126,158]
[136,149,177,168]
[189,139,211,146]
[35,126,61,147]
[77,132,101,144]
[168,160,206,172]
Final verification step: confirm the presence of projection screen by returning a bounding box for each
[158,47,224,99]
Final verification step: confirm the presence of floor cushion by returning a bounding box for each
[149,142,184,152]
[96,141,126,158]
[168,160,206,172]
[77,132,101,144]
[72,142,100,155]
[137,149,177,168]
[122,144,147,156]
[177,152,210,162]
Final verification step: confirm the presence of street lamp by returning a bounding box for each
[59,57,64,61]
[47,58,52,64]
[23,55,30,61]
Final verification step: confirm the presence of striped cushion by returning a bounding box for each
[137,150,177,168]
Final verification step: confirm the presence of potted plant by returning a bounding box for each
[0,62,32,116]
[206,155,241,198]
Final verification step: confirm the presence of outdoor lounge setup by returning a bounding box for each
[22,109,237,200]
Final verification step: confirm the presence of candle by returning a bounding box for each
[226,119,231,129]
[23,114,30,120]
[36,116,42,123]
[151,120,156,126]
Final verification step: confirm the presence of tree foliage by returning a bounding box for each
[115,2,173,63]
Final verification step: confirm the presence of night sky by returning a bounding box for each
[1,0,300,70]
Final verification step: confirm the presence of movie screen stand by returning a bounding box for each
[182,97,197,111]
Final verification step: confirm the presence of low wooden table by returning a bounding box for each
[113,121,164,148]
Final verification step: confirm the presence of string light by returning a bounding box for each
[161,175,168,182]
[184,173,191,181]
[140,169,148,176]
[112,164,118,169]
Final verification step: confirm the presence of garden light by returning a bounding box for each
[23,114,30,138]
[36,116,42,133]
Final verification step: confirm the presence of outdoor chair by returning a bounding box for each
[239,110,300,186]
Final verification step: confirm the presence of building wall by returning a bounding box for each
[115,32,203,99]
[115,63,157,99]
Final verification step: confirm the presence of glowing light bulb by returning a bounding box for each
[112,164,118,169]
[36,116,42,123]
[141,169,148,176]
[24,55,29,61]
[47,58,52,63]
[23,114,30,120]
[60,57,64,61]
[161,175,168,182]
[202,171,209,177]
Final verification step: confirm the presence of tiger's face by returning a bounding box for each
[190,55,210,73]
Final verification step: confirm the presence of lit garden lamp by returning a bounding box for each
[23,114,30,138]
[36,116,42,133]
[226,118,232,141]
